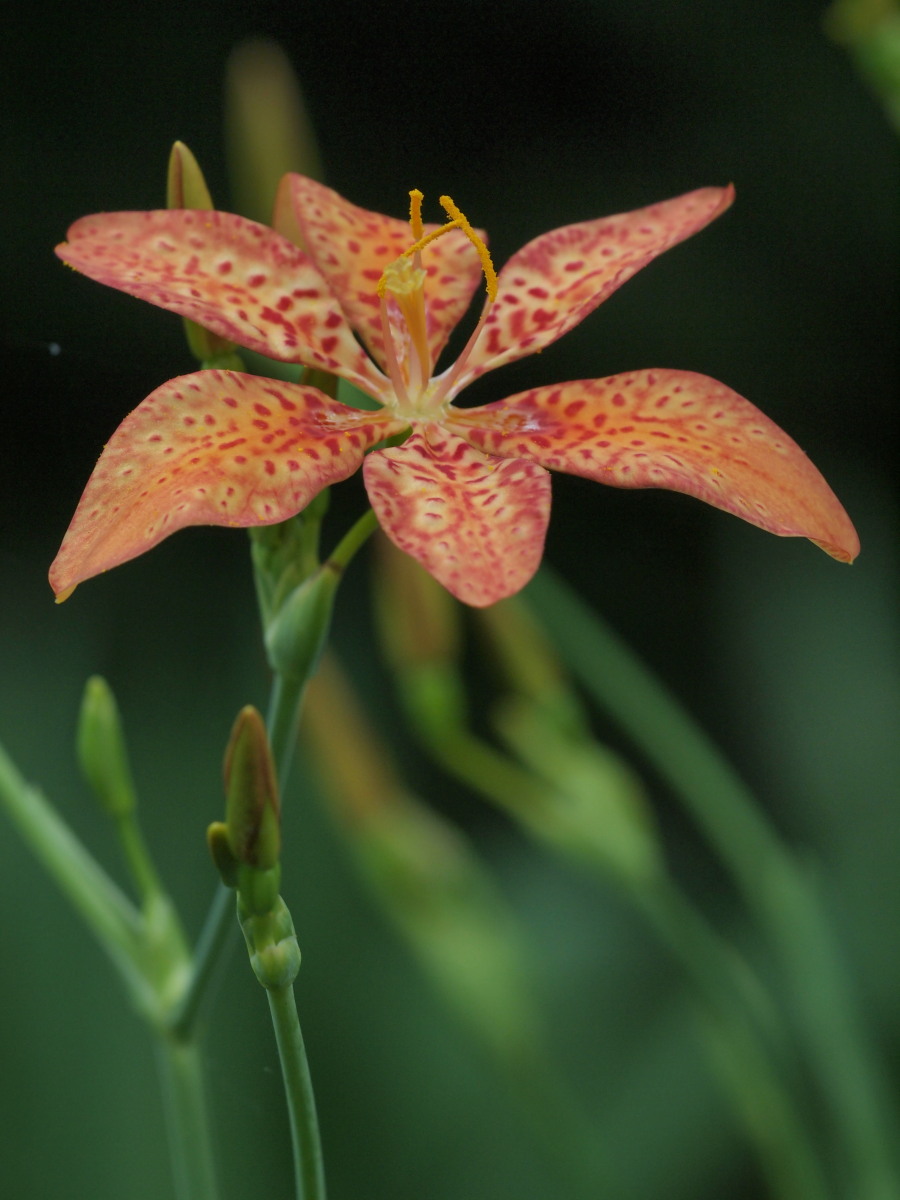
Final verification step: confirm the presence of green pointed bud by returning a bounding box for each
[223,707,281,870]
[264,563,338,681]
[77,676,137,819]
[166,141,239,366]
[167,140,215,210]
[207,820,239,887]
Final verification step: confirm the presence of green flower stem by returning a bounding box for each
[113,807,167,904]
[267,669,311,788]
[267,507,380,784]
[173,508,381,1037]
[526,566,900,1198]
[327,506,379,571]
[167,882,234,1039]
[0,742,220,1196]
[155,1034,220,1200]
[267,983,326,1200]
[0,741,155,1009]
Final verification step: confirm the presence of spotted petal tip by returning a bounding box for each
[49,371,402,598]
[448,369,859,564]
[55,209,384,394]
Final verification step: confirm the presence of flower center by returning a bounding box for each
[377,191,496,420]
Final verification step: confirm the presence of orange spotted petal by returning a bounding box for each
[363,425,551,607]
[447,369,860,562]
[56,210,385,395]
[49,370,405,599]
[282,174,486,375]
[452,187,735,394]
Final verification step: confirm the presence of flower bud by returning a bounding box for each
[223,707,281,870]
[77,676,137,819]
[263,563,338,681]
[206,820,239,887]
[166,141,239,366]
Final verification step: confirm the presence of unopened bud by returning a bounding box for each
[207,820,239,887]
[77,676,137,818]
[166,141,239,366]
[264,563,338,681]
[223,707,281,870]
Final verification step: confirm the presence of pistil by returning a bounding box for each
[377,190,499,418]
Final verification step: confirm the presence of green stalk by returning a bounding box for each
[267,984,327,1200]
[167,882,234,1040]
[155,1035,220,1200]
[0,742,153,1010]
[526,566,900,1198]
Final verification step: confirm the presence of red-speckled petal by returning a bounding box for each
[56,210,386,395]
[283,175,486,374]
[49,371,405,598]
[447,369,860,562]
[452,187,734,393]
[363,425,551,607]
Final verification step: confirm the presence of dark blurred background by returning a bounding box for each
[1,1,897,1198]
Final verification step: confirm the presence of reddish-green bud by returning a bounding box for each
[223,707,281,870]
[166,141,239,366]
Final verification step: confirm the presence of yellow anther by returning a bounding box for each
[377,191,498,304]
[439,194,497,302]
[378,257,426,299]
[409,189,425,240]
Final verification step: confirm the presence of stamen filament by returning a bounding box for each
[428,294,494,408]
[378,301,410,407]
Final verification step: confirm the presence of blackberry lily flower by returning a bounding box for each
[51,177,858,605]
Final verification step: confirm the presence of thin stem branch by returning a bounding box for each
[0,742,156,1011]
[168,883,235,1040]
[267,985,327,1200]
[155,1035,220,1200]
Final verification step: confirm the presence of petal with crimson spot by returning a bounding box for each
[56,209,384,395]
[363,425,551,607]
[447,369,859,562]
[50,370,403,599]
[452,187,734,395]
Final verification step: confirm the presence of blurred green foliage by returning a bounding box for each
[1,1,897,1198]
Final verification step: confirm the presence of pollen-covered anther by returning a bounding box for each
[379,256,427,299]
